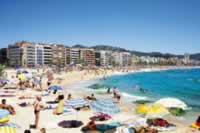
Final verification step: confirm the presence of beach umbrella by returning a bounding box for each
[24,73,32,79]
[90,99,120,115]
[65,98,89,120]
[64,98,89,108]
[136,104,151,114]
[155,97,188,110]
[22,70,28,74]
[17,74,26,81]
[137,104,169,118]
[48,85,62,91]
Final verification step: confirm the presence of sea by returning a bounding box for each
[64,68,200,122]
[99,68,200,110]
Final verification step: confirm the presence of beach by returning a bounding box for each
[1,66,200,133]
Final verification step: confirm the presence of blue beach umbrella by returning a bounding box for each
[90,99,120,115]
[22,70,29,74]
[64,98,89,108]
[48,85,62,91]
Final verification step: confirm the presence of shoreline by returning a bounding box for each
[59,65,200,86]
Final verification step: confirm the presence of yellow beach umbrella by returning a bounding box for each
[137,104,169,118]
[146,104,169,118]
[136,104,151,114]
[0,126,16,133]
[18,74,26,80]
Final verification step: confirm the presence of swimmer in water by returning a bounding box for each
[139,88,145,93]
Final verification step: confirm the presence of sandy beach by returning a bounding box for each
[1,66,200,133]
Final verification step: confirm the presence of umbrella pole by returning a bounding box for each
[76,110,78,120]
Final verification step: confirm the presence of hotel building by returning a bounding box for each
[70,48,80,65]
[51,44,65,66]
[80,49,95,66]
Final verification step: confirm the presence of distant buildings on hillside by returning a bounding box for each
[0,41,199,67]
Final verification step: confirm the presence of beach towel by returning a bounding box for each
[58,120,83,128]
[0,110,9,119]
[96,122,123,132]
[0,116,9,123]
[127,118,147,127]
[0,95,15,97]
[0,122,21,129]
[0,126,16,133]
[151,126,176,132]
[121,127,135,133]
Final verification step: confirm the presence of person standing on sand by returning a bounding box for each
[33,96,44,129]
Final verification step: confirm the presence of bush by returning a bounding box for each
[169,107,185,116]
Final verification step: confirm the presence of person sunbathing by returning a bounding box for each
[67,93,72,100]
[53,95,65,115]
[86,94,96,101]
[81,120,96,131]
[130,126,158,133]
[0,99,16,115]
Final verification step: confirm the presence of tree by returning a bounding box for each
[0,65,5,77]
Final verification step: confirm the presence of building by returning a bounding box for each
[42,44,52,65]
[70,48,80,65]
[121,52,131,66]
[183,53,190,64]
[51,44,65,66]
[131,54,140,65]
[9,41,53,67]
[80,49,95,66]
[112,52,131,66]
[0,48,9,65]
[9,41,30,67]
[65,47,71,65]
[95,51,101,66]
[99,51,113,66]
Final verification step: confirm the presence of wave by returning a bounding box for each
[121,92,147,101]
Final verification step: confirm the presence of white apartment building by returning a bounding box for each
[112,52,131,66]
[70,48,80,64]
[99,50,113,66]
[9,42,53,67]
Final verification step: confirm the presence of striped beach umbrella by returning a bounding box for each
[64,98,89,108]
[90,99,120,115]
[0,126,16,133]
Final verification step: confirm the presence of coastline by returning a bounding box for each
[59,65,200,86]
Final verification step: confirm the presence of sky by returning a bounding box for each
[0,0,200,54]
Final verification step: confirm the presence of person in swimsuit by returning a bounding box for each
[53,95,65,115]
[33,96,44,128]
[0,99,16,115]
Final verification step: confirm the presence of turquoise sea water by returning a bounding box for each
[97,68,200,111]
